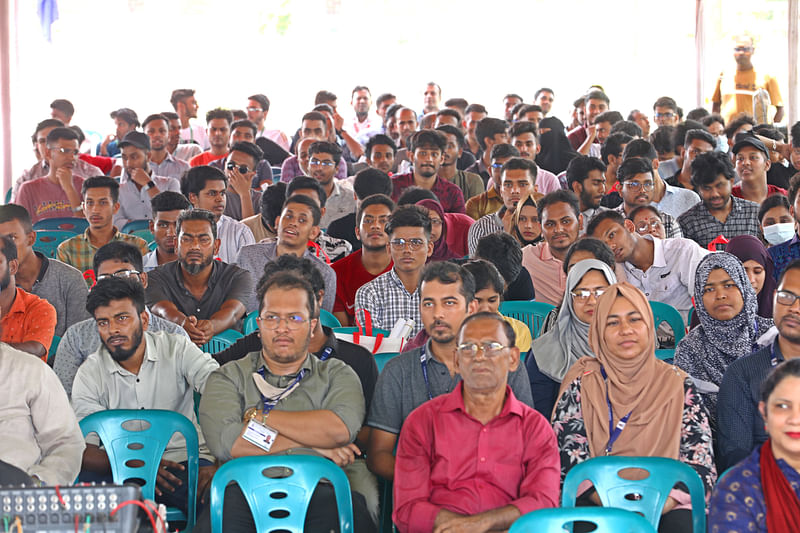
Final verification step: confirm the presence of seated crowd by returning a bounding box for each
[4,82,800,533]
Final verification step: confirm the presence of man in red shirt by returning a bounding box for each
[567,89,610,151]
[393,312,559,532]
[189,109,233,167]
[332,194,394,326]
[731,132,786,204]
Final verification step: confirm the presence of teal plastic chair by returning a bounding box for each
[33,217,89,233]
[509,507,656,533]
[79,409,199,531]
[131,229,155,244]
[243,310,258,335]
[374,352,399,373]
[332,326,391,336]
[148,240,158,251]
[4,188,11,204]
[201,329,244,353]
[320,309,342,328]
[47,335,61,366]
[562,456,706,533]
[499,301,556,339]
[210,455,354,533]
[121,219,151,234]
[649,301,686,360]
[33,230,74,258]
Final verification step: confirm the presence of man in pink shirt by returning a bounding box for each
[17,127,85,223]
[393,312,559,533]
[522,190,583,305]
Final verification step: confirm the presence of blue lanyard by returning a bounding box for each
[770,342,780,368]
[419,346,433,400]
[600,367,633,456]
[256,348,333,413]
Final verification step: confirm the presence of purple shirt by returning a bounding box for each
[391,173,466,214]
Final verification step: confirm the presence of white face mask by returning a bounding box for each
[715,135,728,153]
[763,222,795,245]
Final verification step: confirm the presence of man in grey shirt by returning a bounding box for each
[0,204,89,337]
[235,194,336,312]
[365,261,533,482]
[54,242,188,396]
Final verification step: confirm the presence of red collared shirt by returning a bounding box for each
[391,173,466,214]
[393,383,560,533]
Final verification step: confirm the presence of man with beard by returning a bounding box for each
[364,134,396,176]
[566,155,608,228]
[170,88,210,150]
[468,158,537,256]
[146,209,253,346]
[72,276,219,514]
[57,177,150,275]
[182,166,255,264]
[142,192,190,271]
[308,141,355,229]
[189,109,233,167]
[435,125,484,201]
[54,242,188,395]
[113,131,181,228]
[328,168,394,251]
[391,130,465,214]
[142,114,190,180]
[366,262,533,482]
[0,235,56,359]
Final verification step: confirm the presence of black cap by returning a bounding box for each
[118,131,150,151]
[732,132,769,158]
[110,108,139,126]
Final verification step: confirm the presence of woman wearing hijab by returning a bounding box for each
[511,192,542,247]
[416,198,473,261]
[675,253,773,415]
[553,283,715,533]
[710,359,800,532]
[536,116,579,176]
[526,259,616,418]
[725,235,777,318]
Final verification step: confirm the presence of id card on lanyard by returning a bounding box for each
[419,346,433,400]
[600,367,633,456]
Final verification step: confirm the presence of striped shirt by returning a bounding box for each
[355,268,423,336]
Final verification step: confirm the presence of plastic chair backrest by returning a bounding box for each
[131,229,155,244]
[320,309,342,328]
[509,507,656,533]
[33,217,89,233]
[374,352,398,373]
[78,409,199,531]
[33,230,74,258]
[4,188,10,204]
[47,335,61,366]
[121,219,151,234]
[649,301,686,360]
[210,455,354,533]
[243,310,258,335]
[499,301,556,339]
[201,329,244,353]
[561,456,706,533]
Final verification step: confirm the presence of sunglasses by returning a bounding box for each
[226,161,251,174]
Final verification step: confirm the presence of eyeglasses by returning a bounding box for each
[776,290,800,307]
[654,112,675,120]
[635,218,663,234]
[571,288,606,300]
[97,269,141,282]
[622,181,654,192]
[226,161,251,174]
[49,146,80,156]
[309,158,335,167]
[456,341,507,359]
[734,46,753,53]
[257,314,308,330]
[246,106,263,112]
[429,218,443,227]
[491,162,504,169]
[389,238,426,250]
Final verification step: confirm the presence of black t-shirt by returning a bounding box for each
[326,213,360,252]
[255,137,290,166]
[505,268,535,301]
[767,163,795,190]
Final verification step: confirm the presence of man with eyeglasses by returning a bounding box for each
[393,311,558,533]
[181,166,255,264]
[72,275,219,515]
[113,131,181,229]
[307,141,355,229]
[588,210,708,323]
[718,258,800,471]
[245,93,290,150]
[16,127,88,223]
[195,272,376,532]
[468,157,538,256]
[711,34,784,124]
[56,177,150,276]
[54,242,188,394]
[612,158,682,238]
[12,119,102,201]
[367,262,533,484]
[355,206,433,336]
[652,96,680,128]
[146,209,253,346]
[465,144,520,220]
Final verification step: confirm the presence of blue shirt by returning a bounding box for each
[709,444,800,533]
[768,234,800,281]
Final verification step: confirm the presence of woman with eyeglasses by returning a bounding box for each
[710,359,800,532]
[552,283,715,533]
[628,205,667,240]
[526,259,616,419]
[675,253,773,417]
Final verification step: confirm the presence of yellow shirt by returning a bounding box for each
[712,68,782,123]
[505,316,532,353]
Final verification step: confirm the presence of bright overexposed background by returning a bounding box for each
[4,0,794,184]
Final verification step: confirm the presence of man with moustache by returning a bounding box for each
[142,114,191,180]
[190,109,234,167]
[72,276,219,514]
[567,155,608,227]
[146,209,253,346]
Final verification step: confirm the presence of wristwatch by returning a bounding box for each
[143,180,156,191]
